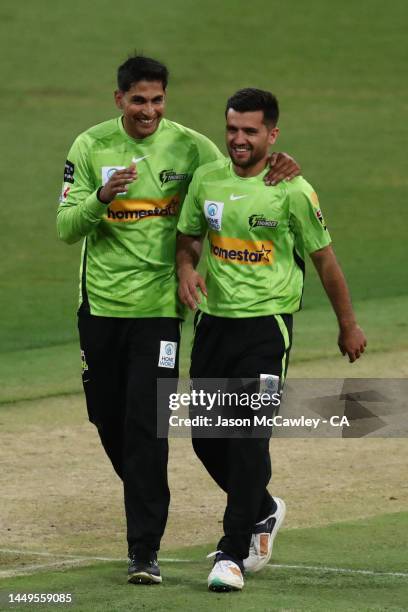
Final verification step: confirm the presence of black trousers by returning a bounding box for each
[78,307,180,560]
[190,312,292,561]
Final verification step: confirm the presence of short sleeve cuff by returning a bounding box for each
[306,234,332,254]
[177,221,204,236]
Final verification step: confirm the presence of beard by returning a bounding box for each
[229,146,265,169]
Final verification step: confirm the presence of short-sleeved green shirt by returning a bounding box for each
[177,158,331,317]
[57,117,223,318]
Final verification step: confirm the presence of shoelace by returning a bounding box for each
[128,554,158,566]
[207,550,245,575]
[206,550,221,560]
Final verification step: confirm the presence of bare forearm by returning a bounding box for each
[176,233,203,276]
[311,247,355,328]
[176,233,207,310]
[310,245,367,362]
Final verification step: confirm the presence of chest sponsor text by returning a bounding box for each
[209,235,274,265]
[106,196,179,222]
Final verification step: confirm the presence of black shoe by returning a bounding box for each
[127,553,162,584]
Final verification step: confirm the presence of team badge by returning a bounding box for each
[101,166,126,185]
[158,341,178,369]
[159,169,190,186]
[259,374,280,400]
[248,214,278,230]
[204,200,224,231]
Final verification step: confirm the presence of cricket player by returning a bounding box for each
[176,88,367,591]
[57,56,301,585]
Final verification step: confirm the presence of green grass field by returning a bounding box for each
[1,514,407,611]
[1,0,407,381]
[0,0,407,609]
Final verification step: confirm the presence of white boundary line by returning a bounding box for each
[266,563,408,578]
[0,549,122,562]
[0,549,190,563]
[0,559,88,579]
[0,548,407,579]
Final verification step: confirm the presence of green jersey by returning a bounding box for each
[57,117,223,318]
[177,158,331,317]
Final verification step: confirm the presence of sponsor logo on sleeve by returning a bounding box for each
[158,341,178,368]
[248,214,278,230]
[59,183,71,203]
[315,207,327,229]
[64,160,75,184]
[204,200,224,231]
[310,191,327,229]
[310,192,319,206]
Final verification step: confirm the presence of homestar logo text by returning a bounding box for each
[210,236,274,265]
[106,196,179,222]
[204,200,224,231]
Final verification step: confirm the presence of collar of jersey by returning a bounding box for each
[117,115,164,144]
[228,160,269,182]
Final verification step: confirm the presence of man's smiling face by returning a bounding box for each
[226,109,279,170]
[115,80,165,140]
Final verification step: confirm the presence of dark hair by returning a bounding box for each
[117,55,169,92]
[225,88,279,126]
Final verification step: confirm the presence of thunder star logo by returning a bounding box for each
[159,169,189,186]
[248,214,278,230]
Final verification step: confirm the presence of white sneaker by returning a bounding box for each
[244,497,286,573]
[207,551,244,591]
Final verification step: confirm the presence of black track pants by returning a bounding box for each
[78,307,180,560]
[190,312,292,561]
